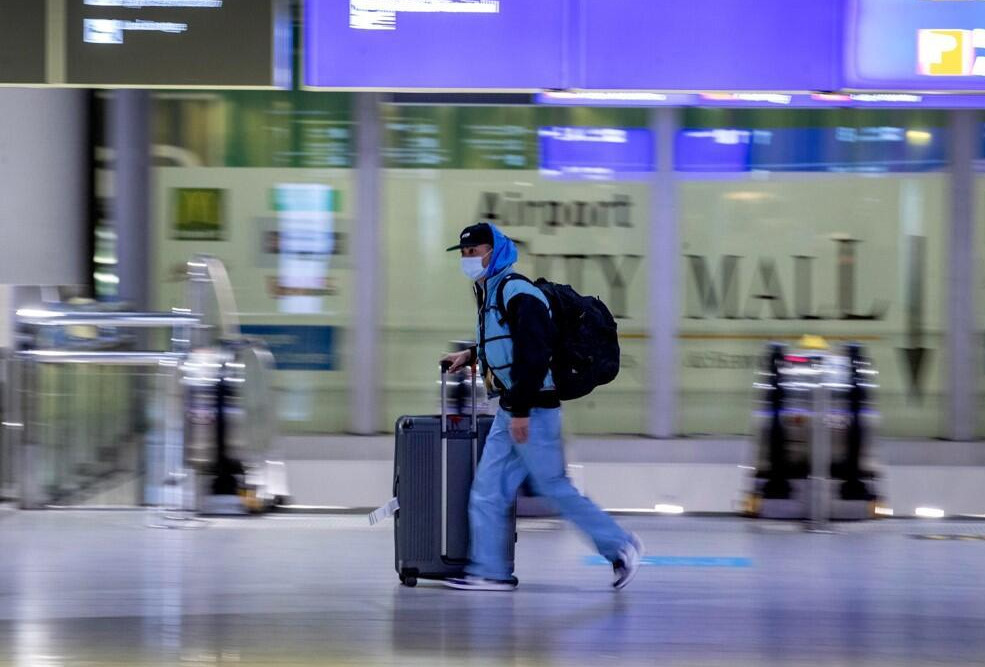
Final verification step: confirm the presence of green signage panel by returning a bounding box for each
[173,188,226,240]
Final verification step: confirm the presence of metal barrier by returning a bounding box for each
[12,353,177,509]
[1,255,284,516]
[747,341,881,526]
[1,349,16,500]
[808,373,832,533]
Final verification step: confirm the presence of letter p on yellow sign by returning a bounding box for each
[918,29,974,76]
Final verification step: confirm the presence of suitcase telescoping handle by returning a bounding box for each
[439,357,479,559]
[441,359,479,460]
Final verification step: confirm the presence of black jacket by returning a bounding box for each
[471,281,559,418]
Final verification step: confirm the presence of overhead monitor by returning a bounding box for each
[56,0,291,87]
[846,0,985,91]
[0,0,46,84]
[304,0,568,90]
[577,0,841,92]
[539,126,654,180]
[675,129,751,173]
[677,126,948,174]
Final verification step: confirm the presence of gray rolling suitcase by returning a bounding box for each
[393,362,515,587]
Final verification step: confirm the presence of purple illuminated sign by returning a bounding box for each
[305,0,840,91]
[538,91,985,109]
[846,0,985,91]
[539,126,654,180]
[307,0,985,93]
[304,0,567,89]
[578,0,841,92]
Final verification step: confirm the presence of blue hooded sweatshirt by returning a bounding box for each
[483,224,519,281]
[472,224,557,417]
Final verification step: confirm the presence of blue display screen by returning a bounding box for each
[677,127,948,173]
[305,0,840,91]
[579,0,841,92]
[847,0,985,91]
[305,0,567,89]
[538,127,654,179]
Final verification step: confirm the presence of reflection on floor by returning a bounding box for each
[2,511,985,666]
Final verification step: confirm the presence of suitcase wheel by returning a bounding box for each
[399,574,417,588]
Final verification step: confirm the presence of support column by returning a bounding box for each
[0,89,87,285]
[647,108,680,438]
[0,87,87,503]
[110,90,151,309]
[351,93,383,434]
[947,110,977,441]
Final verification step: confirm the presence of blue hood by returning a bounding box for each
[485,224,517,279]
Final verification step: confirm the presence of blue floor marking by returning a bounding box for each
[585,556,753,568]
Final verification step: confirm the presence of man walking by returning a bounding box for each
[442,222,643,591]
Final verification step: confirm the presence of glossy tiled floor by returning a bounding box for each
[2,511,985,665]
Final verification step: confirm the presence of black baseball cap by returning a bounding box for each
[446,222,494,252]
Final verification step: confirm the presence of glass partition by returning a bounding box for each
[151,91,354,434]
[381,104,652,434]
[678,109,950,438]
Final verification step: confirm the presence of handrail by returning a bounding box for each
[187,255,240,342]
[16,311,201,328]
[5,254,261,512]
[15,351,184,366]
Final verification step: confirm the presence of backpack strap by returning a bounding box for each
[495,273,533,326]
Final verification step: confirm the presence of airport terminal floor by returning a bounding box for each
[2,510,985,666]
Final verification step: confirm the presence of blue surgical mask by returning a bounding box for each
[460,252,490,281]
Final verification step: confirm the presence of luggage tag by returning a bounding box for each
[368,496,399,526]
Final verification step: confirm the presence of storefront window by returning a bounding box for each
[381,104,651,434]
[679,109,950,438]
[151,91,354,434]
[975,115,985,438]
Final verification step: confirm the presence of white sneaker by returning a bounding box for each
[443,575,517,592]
[612,533,644,590]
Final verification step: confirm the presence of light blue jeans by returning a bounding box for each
[467,407,631,580]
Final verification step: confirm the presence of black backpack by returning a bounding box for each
[497,274,620,401]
